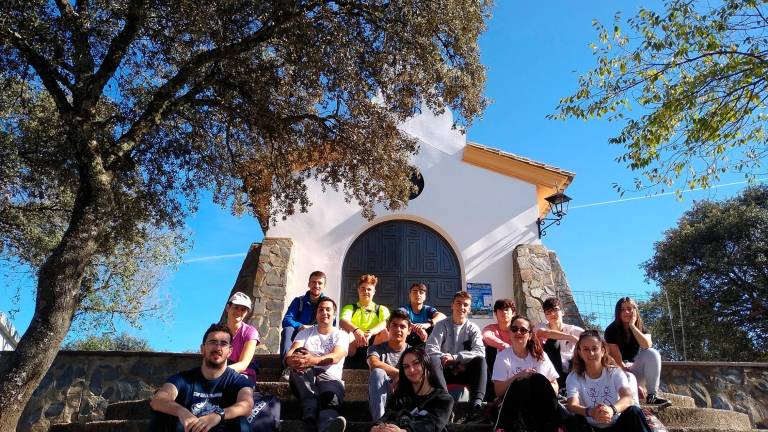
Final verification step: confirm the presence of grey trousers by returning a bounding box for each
[289,368,345,432]
[626,347,662,394]
[368,368,394,421]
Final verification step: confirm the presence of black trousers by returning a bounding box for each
[542,339,569,391]
[563,405,652,432]
[430,355,486,403]
[484,345,498,401]
[149,411,249,432]
[496,373,561,432]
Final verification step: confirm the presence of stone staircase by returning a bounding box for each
[48,356,761,432]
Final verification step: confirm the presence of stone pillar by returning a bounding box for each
[512,244,584,327]
[224,238,293,353]
[252,238,293,353]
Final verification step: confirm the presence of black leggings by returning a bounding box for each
[496,373,561,432]
[563,405,652,432]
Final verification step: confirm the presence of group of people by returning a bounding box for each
[149,271,670,432]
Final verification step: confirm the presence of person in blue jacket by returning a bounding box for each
[280,271,329,375]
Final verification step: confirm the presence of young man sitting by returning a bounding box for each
[534,297,584,393]
[150,323,254,432]
[280,271,330,373]
[285,297,348,432]
[339,274,390,368]
[425,291,486,422]
[400,282,446,347]
[367,309,412,421]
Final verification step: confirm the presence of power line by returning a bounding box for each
[570,178,767,210]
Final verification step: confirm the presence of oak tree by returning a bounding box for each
[0,0,489,427]
[641,186,768,361]
[552,0,768,193]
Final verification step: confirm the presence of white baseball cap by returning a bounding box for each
[228,292,252,310]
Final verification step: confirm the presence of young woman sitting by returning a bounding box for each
[564,330,654,432]
[225,292,260,382]
[604,297,669,407]
[371,346,454,432]
[492,315,561,432]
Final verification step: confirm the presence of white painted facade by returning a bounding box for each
[268,109,570,328]
[0,311,20,351]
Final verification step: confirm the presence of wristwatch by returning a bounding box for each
[213,407,225,422]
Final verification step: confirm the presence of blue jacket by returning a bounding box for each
[281,291,332,329]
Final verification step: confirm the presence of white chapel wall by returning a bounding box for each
[268,109,541,326]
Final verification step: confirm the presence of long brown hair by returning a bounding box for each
[613,297,644,339]
[571,330,617,376]
[510,315,544,361]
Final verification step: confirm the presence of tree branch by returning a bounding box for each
[0,29,73,115]
[54,0,95,77]
[111,9,296,166]
[84,0,146,107]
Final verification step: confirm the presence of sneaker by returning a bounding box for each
[646,393,672,408]
[321,416,347,432]
[280,367,291,381]
[464,403,491,425]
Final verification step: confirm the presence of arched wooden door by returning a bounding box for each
[341,220,461,315]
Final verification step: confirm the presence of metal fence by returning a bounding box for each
[569,290,651,331]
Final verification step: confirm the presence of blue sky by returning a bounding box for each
[1,1,758,352]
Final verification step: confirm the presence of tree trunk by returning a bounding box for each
[0,184,105,430]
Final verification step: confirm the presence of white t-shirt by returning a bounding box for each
[293,326,347,380]
[491,349,559,382]
[534,322,584,369]
[565,367,629,428]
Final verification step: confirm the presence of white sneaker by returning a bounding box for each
[280,367,290,381]
[322,416,346,432]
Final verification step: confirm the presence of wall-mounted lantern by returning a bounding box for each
[537,190,572,238]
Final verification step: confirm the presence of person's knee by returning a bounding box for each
[622,405,644,419]
[645,347,661,364]
[369,368,389,385]
[319,390,342,410]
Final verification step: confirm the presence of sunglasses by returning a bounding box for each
[509,326,530,334]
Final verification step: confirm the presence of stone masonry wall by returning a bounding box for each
[251,238,293,353]
[12,351,767,431]
[512,244,584,327]
[13,351,200,432]
[223,238,293,353]
[661,362,768,428]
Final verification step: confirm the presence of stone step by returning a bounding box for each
[106,399,481,422]
[257,368,371,383]
[653,392,695,408]
[48,419,765,432]
[105,397,740,429]
[654,406,752,430]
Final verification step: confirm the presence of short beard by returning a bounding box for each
[204,356,226,369]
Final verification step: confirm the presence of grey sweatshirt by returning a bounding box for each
[425,318,485,363]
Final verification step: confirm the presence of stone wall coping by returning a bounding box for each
[662,361,768,368]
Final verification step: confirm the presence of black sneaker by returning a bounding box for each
[464,403,491,425]
[321,416,347,432]
[646,393,672,408]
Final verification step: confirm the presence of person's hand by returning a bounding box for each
[180,413,197,432]
[353,329,367,346]
[511,368,536,382]
[413,325,428,341]
[630,309,638,327]
[300,324,312,331]
[362,331,372,345]
[440,353,455,367]
[590,404,613,424]
[186,413,222,432]
[568,334,580,344]
[374,423,405,432]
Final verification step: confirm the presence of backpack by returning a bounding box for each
[352,303,381,317]
[246,392,281,432]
